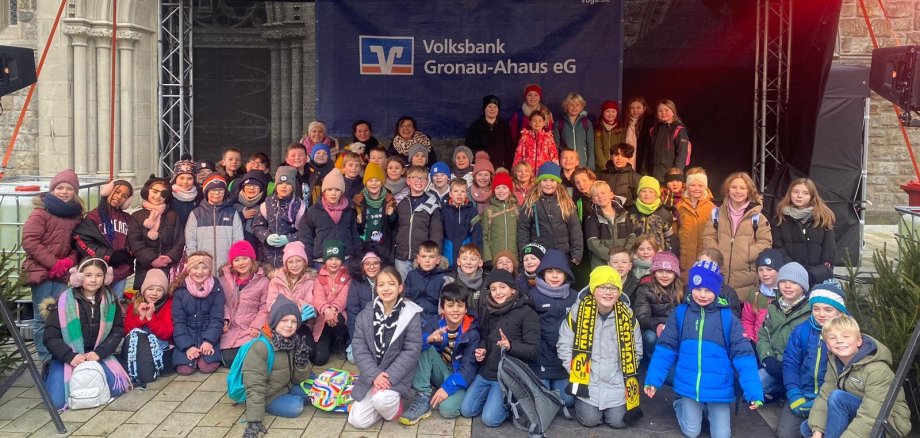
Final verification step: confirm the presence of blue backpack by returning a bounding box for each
[227,334,275,403]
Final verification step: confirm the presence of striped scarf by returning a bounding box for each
[372,297,405,364]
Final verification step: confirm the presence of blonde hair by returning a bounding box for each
[562,92,587,111]
[511,161,533,185]
[632,234,661,254]
[776,178,836,230]
[821,314,861,338]
[522,180,576,220]
[341,152,362,165]
[656,99,681,123]
[406,165,428,178]
[720,172,762,205]
[589,180,612,197]
[169,251,213,293]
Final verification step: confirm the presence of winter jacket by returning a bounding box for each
[346,276,374,339]
[242,334,312,422]
[21,195,82,285]
[218,265,270,350]
[311,267,351,342]
[343,176,364,202]
[354,191,396,247]
[421,315,480,397]
[128,208,185,290]
[73,206,134,282]
[720,284,744,320]
[554,112,596,171]
[266,270,315,310]
[772,215,836,284]
[741,287,774,341]
[598,163,641,207]
[171,197,198,228]
[646,121,689,181]
[645,299,762,403]
[509,105,555,146]
[702,202,773,300]
[529,281,577,380]
[594,124,626,170]
[518,194,584,264]
[476,292,540,380]
[298,200,361,264]
[782,318,827,402]
[43,289,125,364]
[441,199,483,269]
[404,267,449,334]
[676,194,716,277]
[757,297,811,363]
[584,205,636,269]
[351,299,423,401]
[557,299,643,409]
[513,129,558,172]
[628,204,676,253]
[808,336,912,438]
[621,271,640,305]
[444,269,487,314]
[184,200,244,268]
[124,298,174,343]
[481,196,519,262]
[633,282,681,331]
[252,195,305,268]
[466,117,514,170]
[172,281,225,366]
[393,193,444,261]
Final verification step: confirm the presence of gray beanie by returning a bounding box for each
[275,165,298,186]
[453,146,473,164]
[777,262,809,292]
[269,295,301,329]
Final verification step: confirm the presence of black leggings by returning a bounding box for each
[309,314,347,366]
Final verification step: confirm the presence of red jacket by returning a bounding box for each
[124,298,174,343]
[21,196,82,285]
[513,129,558,172]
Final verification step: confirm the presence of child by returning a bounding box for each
[517,162,584,266]
[493,250,518,274]
[22,169,83,361]
[41,258,130,410]
[560,148,580,188]
[696,247,744,318]
[452,146,475,186]
[513,110,558,172]
[129,175,185,290]
[346,245,388,362]
[266,241,315,314]
[593,100,626,170]
[600,143,641,207]
[470,154,494,214]
[300,168,361,268]
[282,143,310,201]
[310,240,352,366]
[341,152,365,200]
[348,266,423,429]
[170,158,199,226]
[393,166,444,280]
[404,241,450,334]
[554,92,596,171]
[676,167,714,278]
[558,266,643,428]
[408,143,430,168]
[757,261,811,401]
[367,146,387,170]
[73,178,135,300]
[196,159,216,185]
[185,174,243,268]
[571,167,597,221]
[384,155,409,204]
[122,268,174,388]
[216,147,243,182]
[231,170,269,251]
[775,281,846,438]
[171,252,224,375]
[481,171,518,265]
[444,244,487,311]
[516,242,546,292]
[661,167,684,213]
[585,181,636,269]
[459,269,539,427]
[529,250,578,408]
[607,247,639,304]
[399,284,480,424]
[307,143,335,205]
[742,248,782,341]
[442,179,484,269]
[773,178,837,285]
[633,251,681,357]
[354,162,396,245]
[244,152,270,173]
[629,176,676,252]
[631,234,660,279]
[511,161,534,206]
[218,241,270,367]
[802,315,913,438]
[509,84,555,145]
[644,262,763,438]
[466,95,514,170]
[645,99,689,181]
[240,295,312,437]
[252,166,305,268]
[427,162,452,204]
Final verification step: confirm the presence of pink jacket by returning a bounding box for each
[310,266,351,342]
[267,269,315,310]
[513,129,558,171]
[740,289,773,341]
[218,265,270,349]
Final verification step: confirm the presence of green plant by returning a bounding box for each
[0,246,28,376]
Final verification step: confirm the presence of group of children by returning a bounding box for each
[19,86,913,437]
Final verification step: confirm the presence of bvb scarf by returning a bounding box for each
[567,293,642,419]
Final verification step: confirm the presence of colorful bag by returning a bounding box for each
[302,368,355,413]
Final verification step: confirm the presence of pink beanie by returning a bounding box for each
[651,251,680,276]
[50,169,79,192]
[283,241,309,265]
[228,240,256,262]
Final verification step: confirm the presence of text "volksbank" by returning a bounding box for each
[422,39,506,54]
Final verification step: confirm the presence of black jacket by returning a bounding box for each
[476,293,540,380]
[44,290,125,364]
[465,116,514,170]
[646,121,689,181]
[128,208,185,290]
[772,215,836,284]
[297,201,362,263]
[599,162,642,207]
[517,195,584,264]
[633,282,680,331]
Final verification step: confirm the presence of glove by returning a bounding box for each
[266,234,282,247]
[301,304,317,321]
[242,421,268,438]
[787,389,814,417]
[150,255,169,268]
[763,356,783,379]
[49,258,74,278]
[108,249,132,266]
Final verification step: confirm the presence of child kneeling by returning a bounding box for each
[644,261,763,438]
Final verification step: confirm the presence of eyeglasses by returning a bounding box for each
[363,260,380,267]
[594,286,619,294]
[408,176,427,182]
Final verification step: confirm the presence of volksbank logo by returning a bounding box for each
[360,36,413,75]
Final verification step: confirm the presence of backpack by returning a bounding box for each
[554,116,590,150]
[227,334,275,403]
[711,207,760,234]
[674,303,733,351]
[302,368,355,413]
[496,351,570,437]
[68,361,112,410]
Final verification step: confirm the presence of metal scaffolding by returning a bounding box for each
[753,0,792,190]
[158,0,194,176]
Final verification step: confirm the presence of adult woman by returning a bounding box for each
[301,120,340,159]
[509,84,555,146]
[387,116,436,166]
[623,97,652,171]
[129,175,186,288]
[466,95,514,170]
[645,99,690,182]
[352,120,380,150]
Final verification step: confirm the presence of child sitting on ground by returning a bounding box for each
[171,252,224,375]
[310,240,351,366]
[122,268,174,388]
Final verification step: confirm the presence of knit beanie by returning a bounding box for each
[453,146,473,165]
[536,162,562,184]
[274,166,297,187]
[100,179,134,208]
[357,163,382,185]
[282,240,309,265]
[809,280,848,314]
[312,143,331,161]
[492,172,513,191]
[140,269,169,295]
[651,251,680,276]
[589,265,623,293]
[756,248,784,272]
[686,172,708,190]
[228,240,256,263]
[482,95,501,111]
[202,174,227,193]
[197,159,216,173]
[637,176,660,196]
[520,243,547,260]
[493,250,518,274]
[484,269,516,290]
[269,294,302,329]
[321,168,346,193]
[473,157,495,176]
[239,170,268,191]
[688,260,723,296]
[429,162,451,179]
[50,169,80,192]
[777,262,810,292]
[323,239,345,261]
[601,100,619,115]
[407,144,429,162]
[172,159,196,181]
[523,84,542,99]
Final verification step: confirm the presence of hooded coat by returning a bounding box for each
[393,193,444,261]
[476,292,540,380]
[441,199,483,270]
[218,265,270,350]
[128,207,185,290]
[172,280,225,366]
[676,193,716,277]
[517,194,584,264]
[646,121,689,181]
[771,214,836,285]
[351,299,423,401]
[252,194,305,267]
[466,116,514,170]
[701,202,773,300]
[241,332,313,423]
[527,251,578,380]
[584,204,636,269]
[22,195,83,285]
[598,163,641,207]
[757,297,811,363]
[422,315,481,397]
[481,195,519,263]
[553,111,596,171]
[297,199,361,264]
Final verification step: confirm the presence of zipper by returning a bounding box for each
[211,206,218,259]
[813,334,822,396]
[695,311,705,401]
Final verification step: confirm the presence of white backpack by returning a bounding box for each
[68,361,111,410]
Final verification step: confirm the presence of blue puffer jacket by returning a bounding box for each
[441,199,483,269]
[172,280,225,367]
[421,315,481,397]
[528,250,578,380]
[782,317,827,400]
[645,298,763,403]
[404,267,449,334]
[252,194,305,267]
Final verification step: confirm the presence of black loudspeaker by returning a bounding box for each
[0,45,36,97]
[869,45,920,115]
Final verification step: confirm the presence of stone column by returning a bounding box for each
[280,40,292,147]
[118,33,138,179]
[270,40,281,165]
[96,36,112,177]
[69,32,89,174]
[291,39,302,142]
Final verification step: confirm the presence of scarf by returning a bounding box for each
[385,178,407,195]
[635,196,661,216]
[322,197,348,224]
[142,201,166,240]
[535,278,571,299]
[126,328,165,386]
[391,131,431,156]
[454,166,473,180]
[783,206,814,223]
[484,290,518,315]
[759,283,777,299]
[779,294,807,313]
[43,194,82,218]
[727,201,749,235]
[373,296,405,364]
[567,294,641,419]
[172,184,198,202]
[58,289,131,405]
[471,184,492,205]
[633,257,651,278]
[271,332,312,368]
[184,276,215,299]
[457,269,483,291]
[97,204,116,244]
[601,120,618,131]
[362,187,388,210]
[237,191,262,208]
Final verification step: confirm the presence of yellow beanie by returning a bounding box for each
[589,265,623,293]
[637,176,660,196]
[363,162,385,185]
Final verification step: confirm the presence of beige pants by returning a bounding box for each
[347,389,402,429]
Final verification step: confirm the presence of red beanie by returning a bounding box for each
[601,100,619,114]
[228,240,256,262]
[492,171,513,191]
[524,84,542,99]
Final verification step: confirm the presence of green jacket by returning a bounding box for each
[756,297,810,362]
[241,336,312,422]
[808,335,912,438]
[481,196,518,262]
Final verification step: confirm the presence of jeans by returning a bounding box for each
[395,259,414,282]
[266,385,309,418]
[642,329,658,359]
[460,375,507,427]
[32,281,69,362]
[412,347,465,418]
[759,368,785,399]
[776,405,807,438]
[800,390,862,438]
[45,359,126,410]
[673,397,732,438]
[109,278,127,301]
[541,378,574,408]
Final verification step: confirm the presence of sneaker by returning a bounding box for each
[399,393,432,425]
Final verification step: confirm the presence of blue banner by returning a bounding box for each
[315,0,623,139]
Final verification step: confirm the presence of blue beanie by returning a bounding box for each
[688,261,723,296]
[809,280,847,314]
[536,162,562,184]
[312,143,331,160]
[430,161,451,178]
